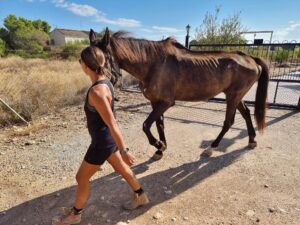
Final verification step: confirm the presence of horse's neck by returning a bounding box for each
[111,38,161,82]
[118,60,148,81]
[112,51,150,82]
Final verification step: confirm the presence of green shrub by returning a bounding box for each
[295,47,300,58]
[275,49,291,63]
[61,42,85,60]
[0,38,5,56]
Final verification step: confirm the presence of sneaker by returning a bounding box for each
[52,207,81,225]
[123,192,149,210]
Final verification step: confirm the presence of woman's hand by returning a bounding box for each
[120,151,135,167]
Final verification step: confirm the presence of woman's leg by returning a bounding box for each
[74,160,100,209]
[107,151,149,210]
[107,151,140,190]
[52,161,100,225]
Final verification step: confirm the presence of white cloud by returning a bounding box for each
[60,2,98,17]
[26,0,46,2]
[275,21,300,40]
[140,28,154,33]
[152,26,181,33]
[52,0,141,27]
[95,15,141,27]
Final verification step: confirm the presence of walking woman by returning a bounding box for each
[52,46,149,225]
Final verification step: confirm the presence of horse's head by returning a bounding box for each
[89,28,121,86]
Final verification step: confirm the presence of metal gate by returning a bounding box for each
[189,43,300,109]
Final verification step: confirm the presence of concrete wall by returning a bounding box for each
[50,30,65,46]
[50,30,88,46]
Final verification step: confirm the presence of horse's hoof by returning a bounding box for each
[200,149,213,157]
[151,150,163,161]
[156,141,167,152]
[248,142,257,149]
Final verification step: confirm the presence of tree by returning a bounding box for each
[1,14,51,56]
[32,19,51,34]
[0,38,5,56]
[195,6,247,44]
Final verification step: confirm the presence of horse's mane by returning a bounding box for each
[110,31,184,63]
[110,31,237,68]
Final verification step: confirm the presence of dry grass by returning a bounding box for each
[7,122,51,137]
[0,56,90,127]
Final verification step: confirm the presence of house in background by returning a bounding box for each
[50,28,89,46]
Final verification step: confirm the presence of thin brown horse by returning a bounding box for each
[89,28,269,160]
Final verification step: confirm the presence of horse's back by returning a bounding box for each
[168,51,261,101]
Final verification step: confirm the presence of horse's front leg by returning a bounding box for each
[151,102,167,148]
[143,101,171,160]
[156,114,166,148]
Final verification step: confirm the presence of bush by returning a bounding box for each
[0,38,5,56]
[61,42,85,60]
[295,47,300,58]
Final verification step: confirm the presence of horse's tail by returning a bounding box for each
[253,57,269,132]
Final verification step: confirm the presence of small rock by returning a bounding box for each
[164,190,172,195]
[61,176,67,181]
[171,217,177,222]
[246,210,255,217]
[25,140,36,145]
[116,222,127,225]
[278,207,287,213]
[21,165,26,169]
[153,212,163,219]
[264,184,269,188]
[163,186,168,190]
[102,212,108,218]
[106,219,111,223]
[56,193,61,197]
[22,218,26,222]
[183,216,189,221]
[120,211,130,216]
[268,207,275,213]
[295,208,300,211]
[101,196,105,200]
[256,218,260,223]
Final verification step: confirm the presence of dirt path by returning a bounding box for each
[0,91,299,225]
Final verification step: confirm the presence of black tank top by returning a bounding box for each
[84,79,115,140]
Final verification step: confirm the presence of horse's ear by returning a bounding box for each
[102,27,110,47]
[89,29,97,45]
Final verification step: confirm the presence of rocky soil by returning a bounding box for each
[0,90,299,225]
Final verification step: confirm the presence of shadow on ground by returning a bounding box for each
[1,146,249,225]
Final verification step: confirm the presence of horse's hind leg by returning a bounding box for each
[237,101,257,149]
[201,98,239,157]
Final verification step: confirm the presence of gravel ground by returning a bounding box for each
[0,90,299,225]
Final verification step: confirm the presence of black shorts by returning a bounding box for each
[84,127,117,165]
[84,142,118,165]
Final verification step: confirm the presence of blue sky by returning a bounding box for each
[1,0,300,44]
